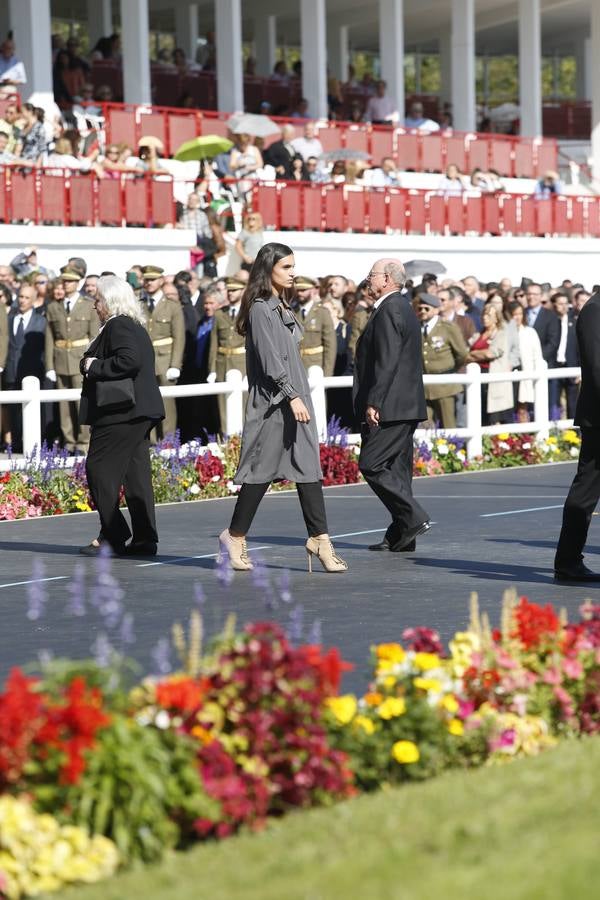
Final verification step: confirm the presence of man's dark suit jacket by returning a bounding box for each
[574,293,600,427]
[531,306,561,365]
[79,315,165,426]
[263,140,303,179]
[563,314,578,367]
[353,291,427,423]
[4,308,46,384]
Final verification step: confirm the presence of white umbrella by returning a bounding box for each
[228,113,280,138]
[488,102,520,123]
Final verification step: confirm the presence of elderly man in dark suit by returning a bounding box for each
[263,124,303,179]
[555,289,600,581]
[353,257,430,553]
[3,283,46,452]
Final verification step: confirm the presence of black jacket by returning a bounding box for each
[79,315,165,426]
[4,308,46,385]
[574,293,600,427]
[353,291,427,423]
[531,306,561,365]
[263,140,303,179]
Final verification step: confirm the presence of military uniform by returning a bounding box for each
[208,301,246,435]
[143,287,185,439]
[45,271,99,452]
[0,301,7,373]
[421,318,468,428]
[296,302,336,376]
[348,305,370,365]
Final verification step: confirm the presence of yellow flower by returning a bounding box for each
[414,652,441,671]
[377,697,406,719]
[563,429,580,445]
[497,432,510,441]
[354,715,376,735]
[547,436,557,444]
[449,631,480,676]
[447,718,464,736]
[382,675,396,689]
[325,694,357,725]
[191,725,214,745]
[440,694,459,714]
[376,642,406,663]
[436,438,447,446]
[391,740,420,764]
[413,677,443,693]
[364,691,383,707]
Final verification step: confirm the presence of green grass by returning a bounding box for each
[66,738,600,900]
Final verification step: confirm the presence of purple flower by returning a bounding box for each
[326,415,350,448]
[251,553,276,608]
[65,562,86,617]
[151,637,172,675]
[119,612,136,646]
[92,632,114,668]
[215,547,234,587]
[277,570,293,604]
[193,582,206,607]
[287,603,304,644]
[308,618,323,645]
[26,559,48,621]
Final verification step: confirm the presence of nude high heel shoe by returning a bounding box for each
[217,529,254,571]
[305,535,348,573]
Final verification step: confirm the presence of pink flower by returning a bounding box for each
[543,667,562,685]
[495,649,518,669]
[562,658,584,680]
[490,728,516,752]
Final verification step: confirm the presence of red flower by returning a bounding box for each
[319,445,360,486]
[156,676,209,714]
[512,597,560,650]
[0,668,44,786]
[195,451,224,486]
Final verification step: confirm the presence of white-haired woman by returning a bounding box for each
[78,275,165,557]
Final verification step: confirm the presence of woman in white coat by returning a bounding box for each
[509,300,544,421]
[466,304,514,424]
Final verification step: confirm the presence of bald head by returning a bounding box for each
[366,257,405,299]
[281,124,296,141]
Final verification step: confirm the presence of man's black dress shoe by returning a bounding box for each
[124,542,158,557]
[79,541,124,557]
[368,537,416,552]
[554,562,600,582]
[390,521,431,553]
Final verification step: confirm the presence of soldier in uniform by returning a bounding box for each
[348,279,375,366]
[293,275,336,376]
[417,293,468,429]
[141,264,185,440]
[45,267,99,453]
[208,276,247,436]
[0,298,7,374]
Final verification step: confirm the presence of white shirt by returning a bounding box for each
[404,115,440,133]
[373,290,396,311]
[298,299,314,319]
[365,95,398,123]
[190,290,200,307]
[0,55,26,85]
[422,315,439,334]
[527,305,541,327]
[64,294,79,314]
[291,136,324,162]
[557,313,569,364]
[13,308,33,335]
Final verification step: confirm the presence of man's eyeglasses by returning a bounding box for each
[367,271,386,281]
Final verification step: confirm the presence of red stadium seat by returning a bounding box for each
[138,112,167,151]
[0,169,8,222]
[396,133,419,170]
[10,170,37,222]
[346,188,367,232]
[501,196,518,235]
[552,197,570,236]
[323,186,345,231]
[482,195,501,235]
[150,178,175,226]
[535,198,554,235]
[302,184,323,230]
[251,184,278,229]
[367,190,387,232]
[69,175,95,225]
[428,195,446,234]
[489,138,513,177]
[467,138,489,174]
[465,195,483,233]
[39,172,67,223]
[421,134,444,173]
[152,71,181,107]
[106,107,137,149]
[387,190,406,231]
[406,191,426,233]
[316,124,342,154]
[344,126,369,155]
[535,140,558,179]
[125,178,148,226]
[98,178,123,226]
[570,197,585,237]
[167,113,201,157]
[586,199,600,237]
[445,135,467,173]
[280,183,303,230]
[200,113,230,138]
[514,140,535,178]
[369,127,395,164]
[518,197,536,235]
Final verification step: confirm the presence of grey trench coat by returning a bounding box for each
[234,295,323,484]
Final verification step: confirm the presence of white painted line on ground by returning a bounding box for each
[481,504,564,518]
[136,545,272,568]
[0,575,69,590]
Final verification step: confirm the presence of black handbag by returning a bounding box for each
[95,378,136,411]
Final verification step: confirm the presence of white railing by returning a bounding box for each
[0,362,580,468]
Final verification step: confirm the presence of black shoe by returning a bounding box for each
[124,542,158,557]
[79,540,125,557]
[390,521,431,553]
[554,562,600,582]
[368,537,416,552]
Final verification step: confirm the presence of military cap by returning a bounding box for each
[141,265,165,280]
[416,292,441,308]
[68,257,87,278]
[224,276,246,290]
[294,275,318,289]
[59,266,81,282]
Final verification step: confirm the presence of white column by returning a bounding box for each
[216,0,244,112]
[591,3,600,187]
[175,3,199,61]
[451,0,476,132]
[87,0,112,49]
[301,0,328,120]
[8,0,53,104]
[379,0,405,123]
[328,24,349,84]
[254,14,277,77]
[575,36,591,99]
[519,0,542,137]
[120,0,151,104]
[439,32,452,105]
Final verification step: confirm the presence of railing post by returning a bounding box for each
[534,358,550,442]
[465,362,482,459]
[308,365,327,441]
[21,376,42,458]
[225,368,244,436]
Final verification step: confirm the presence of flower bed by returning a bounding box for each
[0,428,581,521]
[1,588,599,897]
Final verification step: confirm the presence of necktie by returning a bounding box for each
[230,307,236,319]
[422,323,428,337]
[65,301,71,316]
[148,296,154,314]
[16,315,24,342]
[301,308,307,320]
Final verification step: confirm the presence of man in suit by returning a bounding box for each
[293,276,336,377]
[45,267,99,454]
[3,283,46,452]
[141,264,185,440]
[418,293,468,428]
[526,282,560,412]
[353,258,430,553]
[551,292,579,419]
[0,298,7,373]
[555,289,600,581]
[264,124,303,179]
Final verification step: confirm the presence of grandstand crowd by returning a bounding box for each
[0,245,591,454]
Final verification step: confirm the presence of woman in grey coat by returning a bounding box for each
[218,242,347,574]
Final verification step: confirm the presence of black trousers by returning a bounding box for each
[86,418,158,549]
[555,427,600,568]
[359,421,429,534]
[230,481,328,537]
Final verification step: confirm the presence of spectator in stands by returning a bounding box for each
[196,31,215,70]
[94,84,114,105]
[264,124,304,179]
[136,140,169,175]
[16,104,47,163]
[466,304,513,425]
[0,281,12,307]
[437,163,465,197]
[0,130,15,163]
[348,101,364,123]
[369,156,401,188]
[404,101,440,133]
[90,33,121,62]
[305,156,327,183]
[45,137,100,174]
[291,157,309,181]
[291,122,324,162]
[551,291,579,418]
[53,50,74,108]
[290,98,309,119]
[83,275,98,298]
[499,276,512,293]
[32,273,49,309]
[0,37,26,95]
[99,143,131,177]
[66,37,90,74]
[0,103,20,152]
[229,133,263,193]
[364,80,398,125]
[534,170,563,199]
[470,167,502,193]
[10,247,47,279]
[345,64,360,89]
[235,211,264,271]
[47,278,65,306]
[573,289,590,316]
[361,72,377,94]
[462,275,485,308]
[508,299,544,421]
[271,60,290,84]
